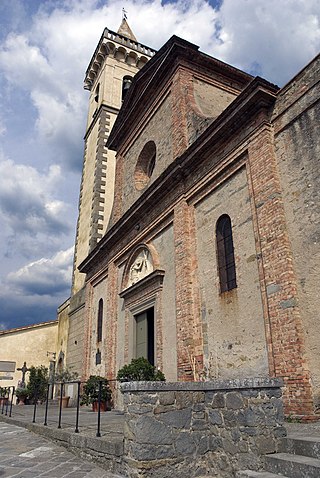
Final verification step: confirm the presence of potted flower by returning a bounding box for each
[54,367,78,408]
[81,375,112,411]
[15,387,29,405]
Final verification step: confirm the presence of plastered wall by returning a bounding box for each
[194,166,269,379]
[0,322,58,388]
[88,276,108,377]
[121,95,173,213]
[273,67,320,407]
[152,225,177,381]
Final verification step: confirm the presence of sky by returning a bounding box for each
[0,0,319,331]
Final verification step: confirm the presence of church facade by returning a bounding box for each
[62,21,320,419]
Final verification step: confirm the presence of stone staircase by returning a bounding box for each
[237,432,320,477]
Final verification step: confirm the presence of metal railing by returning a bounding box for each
[1,380,118,438]
[0,386,15,417]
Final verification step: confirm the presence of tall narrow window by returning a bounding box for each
[216,215,237,293]
[97,299,103,343]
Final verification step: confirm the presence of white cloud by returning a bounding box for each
[7,247,74,296]
[213,0,320,84]
[0,157,72,258]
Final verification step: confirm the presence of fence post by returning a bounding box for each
[9,387,15,417]
[58,382,63,429]
[96,380,102,437]
[74,381,81,433]
[32,388,38,423]
[5,388,10,416]
[1,388,7,415]
[44,383,50,426]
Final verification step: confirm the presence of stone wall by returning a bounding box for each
[66,287,86,377]
[121,378,285,478]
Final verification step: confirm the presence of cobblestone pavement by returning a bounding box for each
[0,422,123,478]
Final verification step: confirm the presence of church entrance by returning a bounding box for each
[135,307,154,365]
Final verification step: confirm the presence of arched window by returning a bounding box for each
[122,76,133,101]
[97,299,103,343]
[216,215,237,293]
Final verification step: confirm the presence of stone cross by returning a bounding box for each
[17,362,31,387]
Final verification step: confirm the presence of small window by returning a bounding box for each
[94,83,100,103]
[134,141,156,190]
[122,76,133,101]
[216,215,237,293]
[97,298,103,343]
[96,349,101,365]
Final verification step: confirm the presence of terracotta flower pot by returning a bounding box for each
[92,400,110,412]
[59,396,70,408]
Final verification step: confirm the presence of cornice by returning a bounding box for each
[84,28,156,91]
[119,269,165,300]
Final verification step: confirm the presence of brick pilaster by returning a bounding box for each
[174,198,203,380]
[172,69,189,159]
[105,262,118,381]
[248,124,314,417]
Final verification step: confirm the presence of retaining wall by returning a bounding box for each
[121,378,285,477]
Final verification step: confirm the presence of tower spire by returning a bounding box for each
[117,10,137,42]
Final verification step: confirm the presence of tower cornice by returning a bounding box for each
[84,28,156,91]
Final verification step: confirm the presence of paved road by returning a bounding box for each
[0,422,121,477]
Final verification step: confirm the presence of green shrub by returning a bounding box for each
[81,375,112,405]
[15,387,29,400]
[26,365,49,402]
[117,357,165,382]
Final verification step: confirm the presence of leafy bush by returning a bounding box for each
[117,357,165,382]
[81,375,112,405]
[54,366,78,383]
[15,387,29,400]
[26,365,49,402]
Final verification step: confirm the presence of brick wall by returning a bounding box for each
[248,124,314,417]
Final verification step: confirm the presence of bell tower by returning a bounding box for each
[72,20,155,294]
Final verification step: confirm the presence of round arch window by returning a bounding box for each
[134,141,156,190]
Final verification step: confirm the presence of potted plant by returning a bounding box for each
[54,367,78,408]
[117,357,166,382]
[15,387,29,405]
[81,375,112,411]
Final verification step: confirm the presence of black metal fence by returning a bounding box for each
[0,385,14,417]
[0,380,117,438]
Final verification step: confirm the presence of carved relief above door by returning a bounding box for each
[121,243,161,292]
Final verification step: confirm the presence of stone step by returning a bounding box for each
[264,452,320,477]
[279,435,320,459]
[237,470,288,477]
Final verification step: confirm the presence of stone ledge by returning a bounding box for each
[120,377,284,393]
